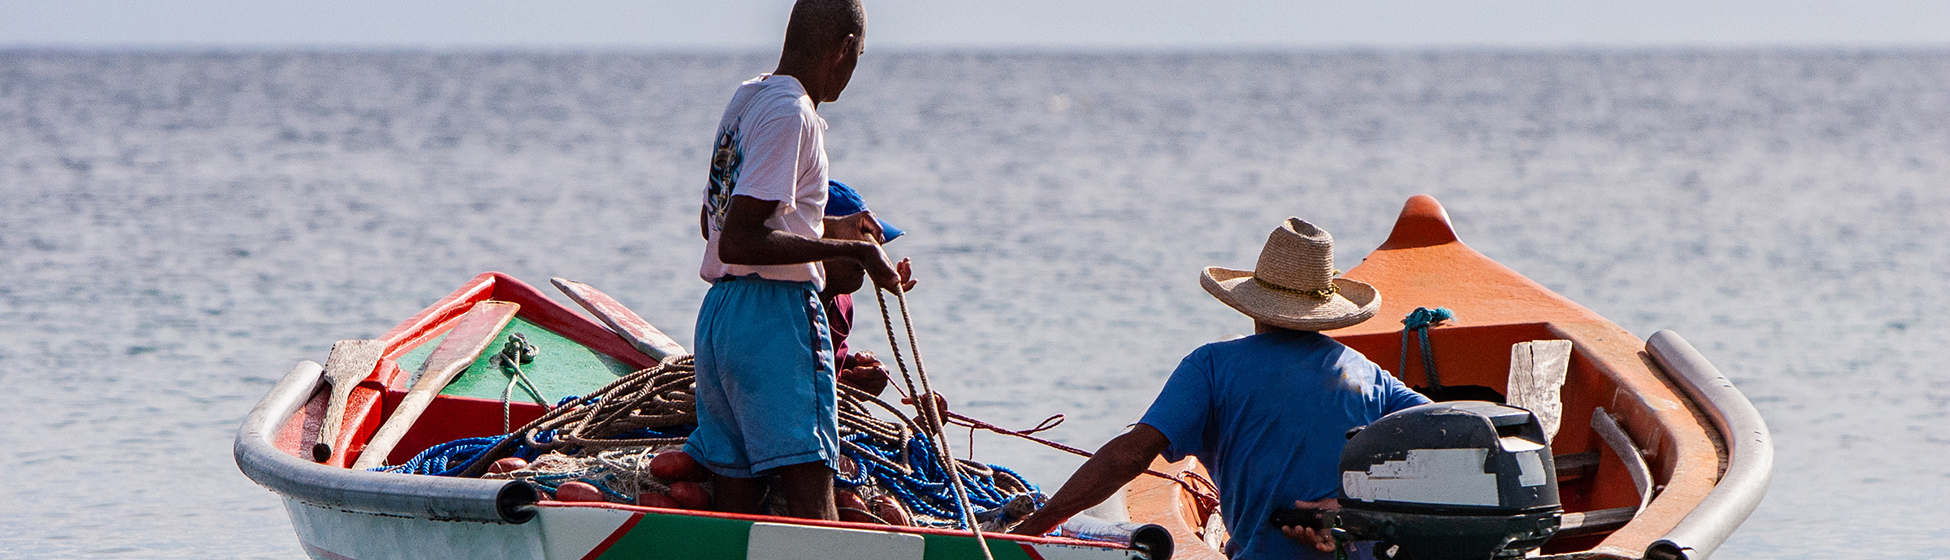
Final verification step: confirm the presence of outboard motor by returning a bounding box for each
[1275,401,1561,560]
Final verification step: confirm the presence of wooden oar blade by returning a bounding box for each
[351,300,520,470]
[411,300,522,392]
[313,339,388,463]
[551,277,688,360]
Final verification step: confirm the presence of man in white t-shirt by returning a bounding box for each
[687,0,912,521]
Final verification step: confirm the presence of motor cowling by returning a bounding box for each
[1335,401,1561,560]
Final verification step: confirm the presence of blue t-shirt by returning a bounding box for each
[1138,330,1429,560]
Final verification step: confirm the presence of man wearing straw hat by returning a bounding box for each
[1013,218,1430,559]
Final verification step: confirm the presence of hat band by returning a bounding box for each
[1252,276,1339,300]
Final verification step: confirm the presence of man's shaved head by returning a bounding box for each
[782,0,866,56]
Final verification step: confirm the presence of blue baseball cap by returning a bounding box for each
[825,180,904,242]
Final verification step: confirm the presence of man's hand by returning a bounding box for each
[855,243,915,293]
[900,392,950,433]
[837,351,891,396]
[1278,498,1341,553]
[826,210,916,293]
[824,211,885,243]
[892,258,916,292]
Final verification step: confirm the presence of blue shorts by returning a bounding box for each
[684,276,839,478]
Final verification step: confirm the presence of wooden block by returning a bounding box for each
[552,277,688,360]
[313,339,388,463]
[352,300,520,470]
[1507,339,1572,442]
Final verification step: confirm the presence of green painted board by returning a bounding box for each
[396,317,638,404]
[923,533,1035,560]
[598,512,753,560]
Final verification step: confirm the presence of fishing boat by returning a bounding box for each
[233,271,1156,559]
[234,194,1769,560]
[1116,195,1771,560]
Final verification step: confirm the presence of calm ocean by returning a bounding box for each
[1,50,1945,558]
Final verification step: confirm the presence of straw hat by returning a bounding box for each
[1200,218,1380,331]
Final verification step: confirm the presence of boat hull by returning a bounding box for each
[285,498,1146,560]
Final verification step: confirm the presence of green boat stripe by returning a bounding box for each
[596,511,751,560]
[571,507,1130,560]
[922,533,1037,560]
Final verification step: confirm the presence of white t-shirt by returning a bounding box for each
[700,74,829,289]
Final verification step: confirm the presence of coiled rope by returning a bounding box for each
[409,346,1037,532]
[452,353,700,478]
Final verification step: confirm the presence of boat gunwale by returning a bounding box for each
[1643,331,1773,560]
[235,359,540,524]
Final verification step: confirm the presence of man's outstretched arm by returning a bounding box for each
[1010,423,1171,536]
[718,194,904,290]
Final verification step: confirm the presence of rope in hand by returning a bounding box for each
[873,275,996,560]
[1399,306,1454,389]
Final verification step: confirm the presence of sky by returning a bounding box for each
[5,0,1949,51]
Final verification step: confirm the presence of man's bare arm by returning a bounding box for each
[1010,424,1171,536]
[718,195,903,289]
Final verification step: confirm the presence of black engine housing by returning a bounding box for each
[1334,401,1562,560]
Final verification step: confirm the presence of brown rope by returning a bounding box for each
[874,284,995,560]
[460,352,942,480]
[867,274,1221,516]
[458,354,697,478]
[940,410,1223,513]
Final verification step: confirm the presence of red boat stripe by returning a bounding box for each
[579,512,646,560]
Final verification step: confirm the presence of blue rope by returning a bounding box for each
[371,434,544,477]
[378,395,584,476]
[373,392,1036,525]
[1399,306,1455,388]
[837,431,1040,526]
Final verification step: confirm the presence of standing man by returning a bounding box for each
[690,0,909,521]
[1011,219,1430,559]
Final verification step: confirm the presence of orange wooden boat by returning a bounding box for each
[1117,195,1771,560]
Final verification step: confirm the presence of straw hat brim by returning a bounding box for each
[1200,266,1380,331]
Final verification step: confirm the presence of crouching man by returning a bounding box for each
[1011,219,1429,559]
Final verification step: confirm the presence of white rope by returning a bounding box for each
[875,279,996,560]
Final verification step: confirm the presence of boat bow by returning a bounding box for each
[234,360,539,524]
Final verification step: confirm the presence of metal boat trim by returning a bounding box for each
[1644,331,1773,560]
[233,360,539,524]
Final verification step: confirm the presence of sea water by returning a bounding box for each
[1,50,1946,558]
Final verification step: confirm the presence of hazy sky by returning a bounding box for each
[6,0,1948,50]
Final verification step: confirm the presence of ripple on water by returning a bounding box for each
[1,50,1947,559]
